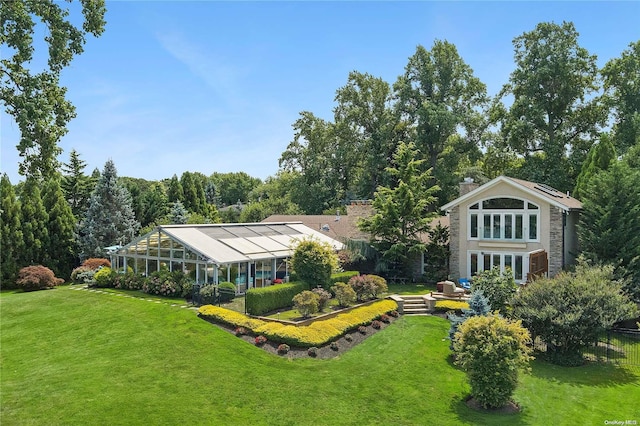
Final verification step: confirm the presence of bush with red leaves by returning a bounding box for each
[81,258,111,270]
[16,266,64,291]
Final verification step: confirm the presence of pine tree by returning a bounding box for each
[448,290,492,349]
[42,176,77,279]
[1,174,24,286]
[167,174,183,203]
[169,201,189,224]
[573,134,616,199]
[61,149,92,219]
[78,160,140,258]
[19,177,49,266]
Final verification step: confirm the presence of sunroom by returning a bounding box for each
[110,222,344,294]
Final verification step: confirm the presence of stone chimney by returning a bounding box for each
[459,177,480,196]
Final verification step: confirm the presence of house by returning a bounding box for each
[263,201,450,279]
[440,176,582,284]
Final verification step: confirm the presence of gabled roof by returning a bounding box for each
[117,222,344,265]
[440,176,582,212]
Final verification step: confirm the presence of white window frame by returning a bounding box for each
[468,197,539,242]
[468,250,529,284]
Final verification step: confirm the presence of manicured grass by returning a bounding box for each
[1,287,638,425]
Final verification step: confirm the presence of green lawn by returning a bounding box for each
[1,287,638,425]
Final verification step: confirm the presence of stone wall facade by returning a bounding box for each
[448,206,460,281]
[549,206,564,277]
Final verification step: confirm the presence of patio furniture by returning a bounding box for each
[441,280,465,299]
[458,278,471,291]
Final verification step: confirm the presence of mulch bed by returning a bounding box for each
[206,315,399,360]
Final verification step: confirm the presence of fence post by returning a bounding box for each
[606,330,611,363]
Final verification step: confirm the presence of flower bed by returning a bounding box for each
[198,299,398,348]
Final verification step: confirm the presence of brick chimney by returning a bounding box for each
[459,177,480,196]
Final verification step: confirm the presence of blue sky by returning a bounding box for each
[1,1,639,184]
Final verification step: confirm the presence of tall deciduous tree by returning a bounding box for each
[602,40,640,154]
[394,41,488,205]
[19,176,49,266]
[1,0,106,178]
[498,21,606,192]
[210,172,261,207]
[61,149,92,219]
[77,160,140,258]
[333,71,398,199]
[359,142,440,276]
[279,112,339,213]
[42,176,77,278]
[0,174,23,286]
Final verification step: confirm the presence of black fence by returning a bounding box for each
[533,328,640,366]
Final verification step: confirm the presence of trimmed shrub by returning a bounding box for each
[71,266,93,283]
[345,334,353,342]
[471,266,517,315]
[199,285,218,305]
[331,271,359,284]
[331,282,357,307]
[93,267,116,288]
[290,237,339,289]
[293,290,320,318]
[366,275,388,297]
[81,258,111,270]
[330,341,339,351]
[358,325,367,334]
[348,275,377,301]
[371,320,382,329]
[198,300,399,348]
[142,271,182,297]
[16,265,64,291]
[277,343,290,354]
[435,300,470,313]
[218,281,236,303]
[454,315,533,409]
[307,347,318,357]
[234,327,247,336]
[254,335,267,346]
[246,282,306,316]
[114,272,143,290]
[311,287,332,312]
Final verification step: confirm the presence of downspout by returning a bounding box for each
[562,211,566,270]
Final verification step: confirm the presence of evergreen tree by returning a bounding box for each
[448,290,492,349]
[19,177,49,266]
[578,160,640,299]
[359,142,440,276]
[61,149,92,219]
[204,179,219,206]
[167,174,184,203]
[0,174,24,286]
[139,184,169,227]
[78,160,140,258]
[169,201,189,224]
[42,176,77,278]
[180,172,198,212]
[573,134,616,199]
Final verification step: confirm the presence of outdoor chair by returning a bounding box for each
[458,278,471,291]
[442,280,465,298]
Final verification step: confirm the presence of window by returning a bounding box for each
[468,197,539,242]
[468,251,526,283]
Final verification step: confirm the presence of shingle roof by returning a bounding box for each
[440,176,583,212]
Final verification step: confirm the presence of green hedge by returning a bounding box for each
[246,282,307,316]
[331,271,359,284]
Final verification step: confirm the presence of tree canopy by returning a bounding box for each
[1,0,106,179]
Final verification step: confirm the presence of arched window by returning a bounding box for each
[468,197,539,242]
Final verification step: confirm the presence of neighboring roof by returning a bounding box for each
[262,214,369,241]
[263,213,450,244]
[440,176,583,212]
[117,222,344,265]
